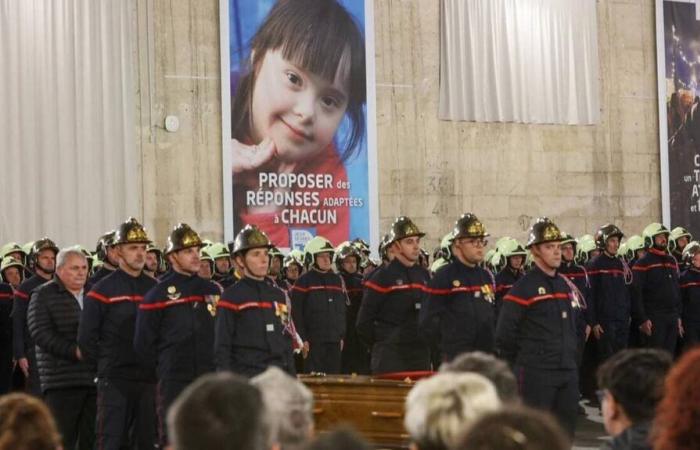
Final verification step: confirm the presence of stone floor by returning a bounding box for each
[573,399,608,450]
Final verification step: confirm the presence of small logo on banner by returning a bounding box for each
[290,228,315,251]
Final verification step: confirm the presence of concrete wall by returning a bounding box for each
[135,0,660,249]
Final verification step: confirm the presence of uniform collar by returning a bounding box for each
[648,248,667,257]
[532,263,558,279]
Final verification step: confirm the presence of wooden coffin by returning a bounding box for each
[300,373,432,449]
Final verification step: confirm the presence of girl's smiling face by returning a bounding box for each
[250,49,350,162]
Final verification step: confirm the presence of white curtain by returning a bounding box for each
[439,0,600,125]
[0,0,139,248]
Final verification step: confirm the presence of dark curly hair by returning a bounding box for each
[653,348,700,450]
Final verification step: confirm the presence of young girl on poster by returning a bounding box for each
[231,0,366,249]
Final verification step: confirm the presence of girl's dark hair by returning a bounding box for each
[232,0,366,162]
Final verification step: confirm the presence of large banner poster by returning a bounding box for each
[656,0,700,235]
[220,0,378,252]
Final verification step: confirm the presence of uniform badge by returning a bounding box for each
[167,286,181,300]
[474,291,481,298]
[396,279,404,285]
[538,287,546,295]
[206,295,220,317]
[481,284,495,304]
[452,280,461,287]
[275,302,289,325]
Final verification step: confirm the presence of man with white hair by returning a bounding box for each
[404,372,501,450]
[27,246,95,450]
[251,366,314,450]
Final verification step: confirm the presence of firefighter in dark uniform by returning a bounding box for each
[586,224,632,362]
[144,243,164,279]
[421,213,497,362]
[356,217,431,374]
[680,241,700,349]
[670,226,693,271]
[632,223,682,354]
[268,246,285,285]
[215,225,294,377]
[12,237,58,395]
[90,231,119,284]
[336,242,369,375]
[495,217,580,436]
[494,238,527,315]
[1,256,25,289]
[558,232,592,362]
[291,236,346,374]
[281,249,304,291]
[208,242,236,289]
[134,223,221,446]
[0,281,13,394]
[78,218,157,450]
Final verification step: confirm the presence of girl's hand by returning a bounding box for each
[231,138,276,174]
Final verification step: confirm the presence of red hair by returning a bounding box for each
[653,348,700,450]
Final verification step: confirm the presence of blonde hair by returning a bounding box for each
[404,373,501,450]
[0,393,61,450]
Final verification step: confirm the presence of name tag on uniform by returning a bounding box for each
[474,291,481,298]
[562,312,568,319]
[415,303,421,310]
[266,324,274,332]
[328,298,333,303]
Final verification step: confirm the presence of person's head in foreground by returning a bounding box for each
[653,347,700,450]
[167,372,271,450]
[596,348,672,447]
[301,427,371,450]
[252,366,315,450]
[440,351,519,404]
[404,372,501,450]
[0,393,62,450]
[454,407,570,450]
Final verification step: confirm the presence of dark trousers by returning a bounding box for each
[596,320,629,362]
[684,321,700,350]
[156,379,189,446]
[341,337,371,375]
[370,341,431,375]
[96,379,156,450]
[516,366,579,437]
[306,341,342,374]
[643,314,679,354]
[44,386,97,450]
[0,341,12,395]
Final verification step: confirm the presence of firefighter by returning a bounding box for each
[215,224,295,377]
[12,237,58,395]
[0,281,13,394]
[335,242,369,374]
[622,235,646,265]
[558,232,591,365]
[79,218,157,450]
[144,243,164,279]
[632,223,682,354]
[0,256,25,289]
[586,224,632,362]
[669,226,693,271]
[291,236,346,374]
[421,213,497,361]
[495,217,579,436]
[356,216,431,374]
[494,238,527,314]
[575,234,599,265]
[207,242,235,288]
[281,249,304,290]
[90,231,119,284]
[134,223,221,446]
[680,241,700,348]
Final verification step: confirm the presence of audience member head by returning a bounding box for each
[404,372,501,450]
[0,393,62,450]
[302,428,371,450]
[167,372,271,450]
[653,347,700,450]
[455,407,570,450]
[251,366,315,450]
[440,352,519,404]
[596,348,672,437]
